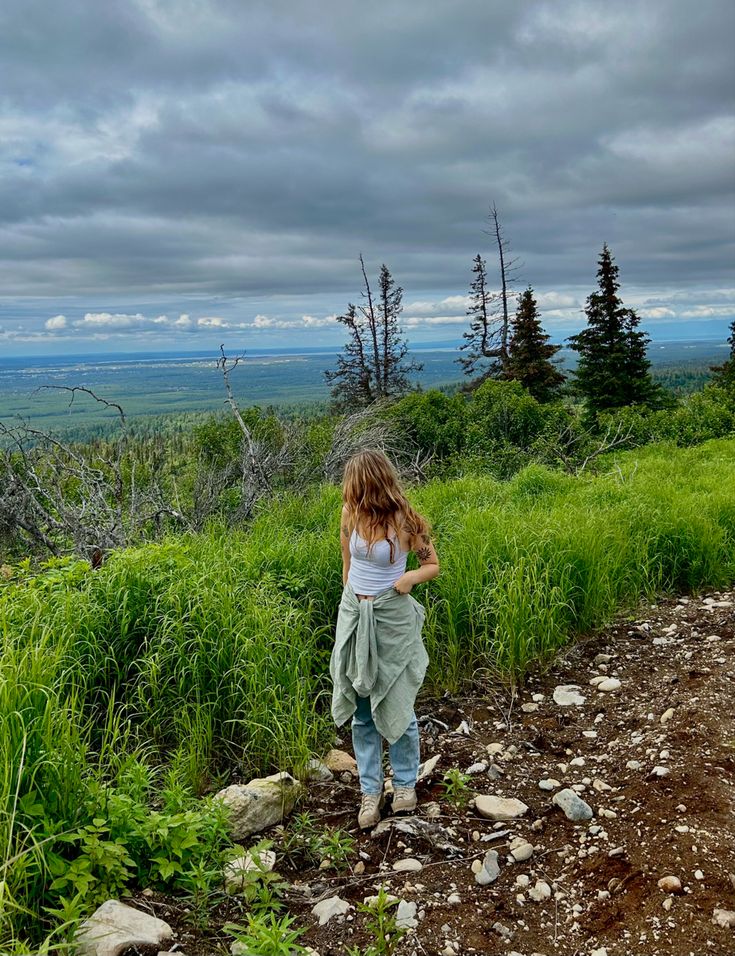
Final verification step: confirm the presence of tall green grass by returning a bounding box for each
[1,439,734,946]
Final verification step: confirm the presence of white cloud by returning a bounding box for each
[403,295,470,317]
[44,314,67,330]
[639,306,676,319]
[75,312,149,328]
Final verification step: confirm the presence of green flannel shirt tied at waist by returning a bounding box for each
[330,582,429,744]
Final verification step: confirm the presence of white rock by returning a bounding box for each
[393,858,423,872]
[657,875,682,893]
[626,760,642,770]
[417,754,441,780]
[75,901,173,956]
[539,778,560,791]
[396,899,418,929]
[528,880,552,902]
[521,702,539,712]
[446,893,461,905]
[510,841,534,863]
[474,849,500,885]
[475,795,529,821]
[553,685,586,706]
[465,761,488,774]
[660,707,675,725]
[597,678,621,692]
[312,895,353,925]
[651,766,670,778]
[712,908,735,928]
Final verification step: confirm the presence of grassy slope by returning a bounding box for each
[1,439,734,943]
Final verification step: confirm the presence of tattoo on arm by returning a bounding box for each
[342,525,350,538]
[415,546,432,562]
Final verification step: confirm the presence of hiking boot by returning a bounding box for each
[392,786,417,814]
[358,792,384,829]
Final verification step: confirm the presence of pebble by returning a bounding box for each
[311,896,352,925]
[626,760,642,770]
[528,880,552,902]
[552,788,594,822]
[663,897,673,911]
[553,685,586,706]
[660,707,675,724]
[354,861,365,874]
[651,766,670,777]
[474,849,501,886]
[539,778,560,791]
[395,900,418,929]
[446,893,461,905]
[475,795,529,821]
[393,858,423,872]
[521,702,539,712]
[694,869,704,880]
[465,761,488,774]
[712,908,735,929]
[597,677,621,692]
[509,838,534,862]
[657,875,682,893]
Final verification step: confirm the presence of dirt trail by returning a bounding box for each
[140,588,735,956]
[286,587,735,956]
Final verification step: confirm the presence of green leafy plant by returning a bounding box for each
[280,812,355,872]
[224,912,311,956]
[441,768,472,808]
[346,884,407,956]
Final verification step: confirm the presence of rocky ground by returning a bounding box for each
[123,588,735,956]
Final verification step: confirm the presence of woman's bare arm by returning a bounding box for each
[393,531,440,594]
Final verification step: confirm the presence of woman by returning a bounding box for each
[329,449,439,829]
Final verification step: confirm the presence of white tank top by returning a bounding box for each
[347,528,408,596]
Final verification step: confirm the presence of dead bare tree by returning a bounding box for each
[0,388,187,560]
[534,418,637,475]
[458,203,522,383]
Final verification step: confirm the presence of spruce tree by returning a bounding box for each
[325,257,421,410]
[504,287,565,402]
[710,319,735,391]
[569,244,660,415]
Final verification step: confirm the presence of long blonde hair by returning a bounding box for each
[342,450,430,563]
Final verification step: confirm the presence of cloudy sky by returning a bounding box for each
[1,0,733,356]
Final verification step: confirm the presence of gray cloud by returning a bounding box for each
[0,0,733,350]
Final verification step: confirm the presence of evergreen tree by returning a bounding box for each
[325,257,421,410]
[569,244,661,416]
[457,253,502,380]
[710,319,735,391]
[504,287,565,402]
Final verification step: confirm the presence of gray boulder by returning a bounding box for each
[75,900,173,956]
[215,771,302,839]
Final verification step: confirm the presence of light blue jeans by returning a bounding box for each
[351,695,420,795]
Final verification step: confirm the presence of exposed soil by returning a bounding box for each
[132,588,735,956]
